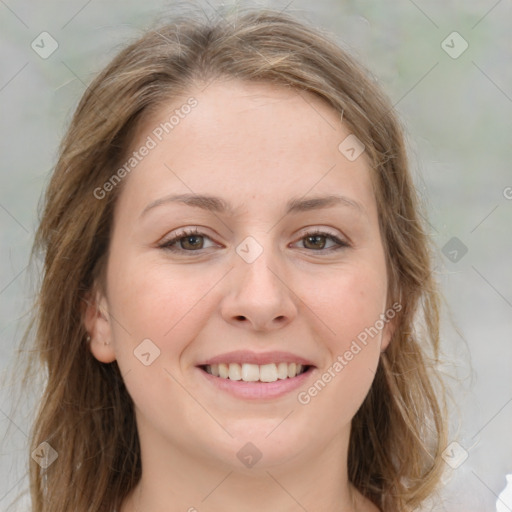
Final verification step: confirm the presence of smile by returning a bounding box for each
[195,350,316,399]
[201,362,310,382]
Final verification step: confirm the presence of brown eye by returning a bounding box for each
[179,235,204,250]
[159,228,216,252]
[303,235,327,250]
[295,230,350,252]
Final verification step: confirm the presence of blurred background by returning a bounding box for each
[1,0,511,510]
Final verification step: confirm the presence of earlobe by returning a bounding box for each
[82,288,117,363]
[380,294,402,352]
[380,329,393,353]
[380,311,399,353]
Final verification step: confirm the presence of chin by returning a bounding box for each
[209,419,309,470]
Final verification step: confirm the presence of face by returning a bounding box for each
[86,79,394,475]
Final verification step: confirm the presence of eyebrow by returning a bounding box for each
[139,193,365,219]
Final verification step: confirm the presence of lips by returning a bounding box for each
[197,360,316,400]
[195,350,316,391]
[197,350,316,367]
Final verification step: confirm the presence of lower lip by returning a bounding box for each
[197,366,315,400]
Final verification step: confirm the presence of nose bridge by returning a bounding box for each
[220,232,297,330]
[234,234,284,293]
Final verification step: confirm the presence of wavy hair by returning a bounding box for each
[8,6,447,511]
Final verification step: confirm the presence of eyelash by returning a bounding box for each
[158,228,350,254]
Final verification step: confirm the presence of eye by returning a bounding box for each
[158,228,217,252]
[294,230,350,252]
[158,227,350,254]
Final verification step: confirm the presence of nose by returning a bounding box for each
[220,243,298,332]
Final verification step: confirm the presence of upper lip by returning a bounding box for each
[197,350,316,367]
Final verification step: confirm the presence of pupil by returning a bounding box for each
[307,235,325,249]
[183,236,202,249]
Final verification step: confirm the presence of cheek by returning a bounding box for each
[296,260,387,418]
[315,258,388,348]
[107,256,222,359]
[105,257,213,414]
[299,260,387,416]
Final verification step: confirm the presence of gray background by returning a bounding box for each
[1,0,511,510]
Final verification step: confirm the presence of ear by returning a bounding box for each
[380,301,402,353]
[82,285,116,363]
[380,323,394,353]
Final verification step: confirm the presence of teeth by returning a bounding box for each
[204,362,307,382]
[259,363,276,382]
[218,363,228,379]
[242,363,260,382]
[228,363,242,380]
[277,362,288,380]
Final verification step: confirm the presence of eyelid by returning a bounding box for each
[158,227,220,251]
[294,226,349,244]
[291,228,350,251]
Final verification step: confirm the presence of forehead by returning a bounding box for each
[117,79,376,217]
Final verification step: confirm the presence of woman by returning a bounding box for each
[15,6,447,512]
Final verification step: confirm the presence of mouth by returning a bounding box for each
[199,362,312,382]
[195,350,317,400]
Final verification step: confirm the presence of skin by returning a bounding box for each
[85,79,394,512]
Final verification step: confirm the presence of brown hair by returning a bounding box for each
[9,6,447,511]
